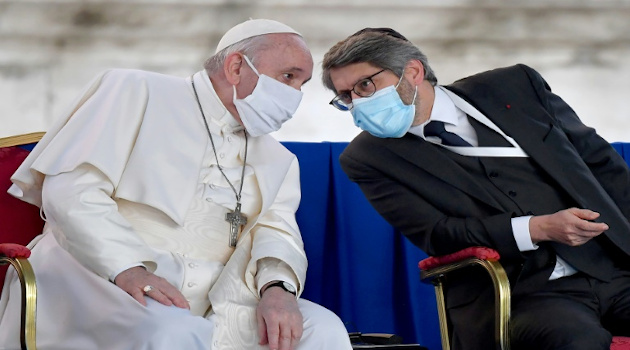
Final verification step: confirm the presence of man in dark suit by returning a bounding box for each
[321,28,630,350]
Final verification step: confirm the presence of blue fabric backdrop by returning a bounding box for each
[612,142,630,167]
[283,142,441,350]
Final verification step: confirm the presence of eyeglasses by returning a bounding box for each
[329,69,386,111]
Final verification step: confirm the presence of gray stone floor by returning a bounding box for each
[1,1,629,142]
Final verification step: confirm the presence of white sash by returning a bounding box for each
[431,86,529,158]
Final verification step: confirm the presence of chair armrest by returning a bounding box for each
[0,243,37,349]
[0,243,32,259]
[612,336,630,350]
[418,246,500,271]
[418,247,510,350]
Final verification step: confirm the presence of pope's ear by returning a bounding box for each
[224,53,244,85]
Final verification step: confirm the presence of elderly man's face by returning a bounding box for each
[241,33,313,93]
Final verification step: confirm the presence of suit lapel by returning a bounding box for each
[442,84,588,204]
[381,134,505,211]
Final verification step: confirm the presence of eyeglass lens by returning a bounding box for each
[331,69,385,110]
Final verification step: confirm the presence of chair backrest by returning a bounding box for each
[0,145,45,291]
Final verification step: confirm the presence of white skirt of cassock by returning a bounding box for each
[0,231,217,350]
[0,233,353,350]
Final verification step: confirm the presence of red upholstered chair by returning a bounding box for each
[419,247,630,350]
[1,134,45,350]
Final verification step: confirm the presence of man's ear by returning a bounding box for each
[404,59,426,86]
[224,52,244,85]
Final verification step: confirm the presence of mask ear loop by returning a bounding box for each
[242,55,260,77]
[395,71,418,105]
[395,72,405,89]
[233,54,260,101]
[410,86,418,104]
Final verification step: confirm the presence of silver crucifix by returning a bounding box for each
[226,202,247,247]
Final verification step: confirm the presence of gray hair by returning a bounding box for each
[204,35,270,75]
[321,30,438,92]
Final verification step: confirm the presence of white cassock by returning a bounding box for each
[0,70,352,349]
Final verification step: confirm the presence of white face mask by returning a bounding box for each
[233,55,303,137]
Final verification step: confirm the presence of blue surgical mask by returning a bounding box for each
[351,81,417,138]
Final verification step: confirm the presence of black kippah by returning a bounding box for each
[350,27,410,42]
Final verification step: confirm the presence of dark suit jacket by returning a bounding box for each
[339,64,630,349]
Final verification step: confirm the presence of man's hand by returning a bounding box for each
[114,266,189,309]
[530,208,609,246]
[257,285,303,350]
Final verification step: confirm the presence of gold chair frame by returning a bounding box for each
[0,255,37,350]
[1,132,43,350]
[420,257,511,350]
[0,132,45,148]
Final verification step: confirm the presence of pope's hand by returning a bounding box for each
[114,266,190,309]
[256,286,303,350]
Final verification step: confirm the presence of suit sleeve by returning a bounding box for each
[340,139,522,260]
[520,64,630,221]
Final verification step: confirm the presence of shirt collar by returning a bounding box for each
[191,70,244,134]
[409,85,467,138]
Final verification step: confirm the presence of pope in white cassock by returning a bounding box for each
[0,19,352,350]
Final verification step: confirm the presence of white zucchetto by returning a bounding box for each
[215,18,302,54]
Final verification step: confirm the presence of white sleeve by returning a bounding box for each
[42,164,156,280]
[511,216,538,252]
[255,258,298,298]
[246,157,307,296]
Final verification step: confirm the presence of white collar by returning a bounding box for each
[429,85,466,126]
[409,85,466,137]
[191,71,244,135]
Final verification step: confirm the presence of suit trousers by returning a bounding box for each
[510,268,630,350]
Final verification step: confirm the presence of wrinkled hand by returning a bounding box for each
[530,208,609,246]
[257,287,303,350]
[114,266,189,309]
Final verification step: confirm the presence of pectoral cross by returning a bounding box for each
[226,202,247,247]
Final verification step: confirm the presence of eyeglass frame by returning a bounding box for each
[329,69,387,111]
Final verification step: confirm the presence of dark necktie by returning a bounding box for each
[423,121,472,147]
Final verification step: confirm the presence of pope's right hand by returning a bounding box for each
[114,266,190,309]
